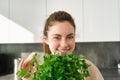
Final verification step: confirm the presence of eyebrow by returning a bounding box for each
[67,33,75,36]
[52,33,75,36]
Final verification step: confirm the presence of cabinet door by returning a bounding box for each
[47,0,83,42]
[0,0,9,43]
[0,0,9,18]
[10,0,46,43]
[83,0,120,41]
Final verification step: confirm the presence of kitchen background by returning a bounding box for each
[0,0,120,80]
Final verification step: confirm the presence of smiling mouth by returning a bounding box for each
[58,49,70,55]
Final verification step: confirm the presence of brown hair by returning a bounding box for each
[43,11,76,54]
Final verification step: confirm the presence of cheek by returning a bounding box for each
[69,40,75,50]
[49,41,59,51]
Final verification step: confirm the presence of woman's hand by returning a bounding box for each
[18,52,36,80]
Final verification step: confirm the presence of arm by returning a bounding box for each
[85,59,104,80]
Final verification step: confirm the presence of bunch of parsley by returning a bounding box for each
[17,53,90,80]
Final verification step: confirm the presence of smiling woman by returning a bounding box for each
[18,11,104,80]
[44,21,75,55]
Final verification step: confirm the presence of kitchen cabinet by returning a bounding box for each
[0,0,120,43]
[9,0,46,43]
[47,0,120,42]
[47,0,83,42]
[0,0,9,18]
[0,0,9,43]
[0,0,46,43]
[83,0,120,42]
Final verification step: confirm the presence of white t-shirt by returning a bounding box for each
[85,59,104,80]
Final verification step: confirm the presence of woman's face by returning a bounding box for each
[45,21,75,55]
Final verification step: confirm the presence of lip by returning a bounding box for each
[58,49,69,55]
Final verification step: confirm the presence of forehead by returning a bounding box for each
[48,21,75,36]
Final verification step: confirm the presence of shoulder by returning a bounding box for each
[85,59,104,80]
[85,59,94,65]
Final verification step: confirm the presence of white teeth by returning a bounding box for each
[58,48,70,54]
[58,49,69,53]
[60,50,67,52]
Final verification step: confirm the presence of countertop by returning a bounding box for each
[0,74,14,80]
[0,68,120,80]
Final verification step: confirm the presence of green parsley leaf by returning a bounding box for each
[16,52,90,80]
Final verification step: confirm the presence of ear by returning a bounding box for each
[43,36,48,44]
[45,40,48,44]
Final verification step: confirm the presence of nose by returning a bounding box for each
[60,38,69,48]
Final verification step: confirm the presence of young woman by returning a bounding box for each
[19,11,104,80]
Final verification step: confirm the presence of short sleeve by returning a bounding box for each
[85,59,104,80]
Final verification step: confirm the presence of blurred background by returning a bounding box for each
[0,0,120,80]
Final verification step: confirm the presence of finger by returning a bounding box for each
[18,59,24,70]
[24,52,36,63]
[22,52,36,70]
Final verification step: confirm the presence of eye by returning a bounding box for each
[53,36,60,40]
[67,36,74,39]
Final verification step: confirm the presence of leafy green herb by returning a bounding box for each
[16,69,26,78]
[17,53,90,80]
